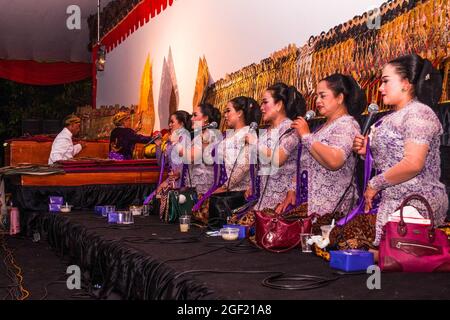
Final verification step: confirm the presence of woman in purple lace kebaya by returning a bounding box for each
[353,54,448,246]
[246,83,306,211]
[184,103,222,195]
[155,111,192,191]
[214,96,262,194]
[278,74,366,217]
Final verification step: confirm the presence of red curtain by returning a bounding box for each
[0,59,91,86]
[102,0,175,52]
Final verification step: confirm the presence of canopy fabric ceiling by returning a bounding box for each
[0,0,113,63]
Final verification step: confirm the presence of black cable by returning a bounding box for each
[40,280,67,300]
[262,273,340,291]
[173,269,341,291]
[120,235,201,245]
[205,240,260,254]
[1,236,23,300]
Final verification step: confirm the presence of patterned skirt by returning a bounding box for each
[191,193,210,225]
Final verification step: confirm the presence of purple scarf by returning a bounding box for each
[337,138,378,226]
[143,150,166,205]
[281,143,307,214]
[190,146,226,212]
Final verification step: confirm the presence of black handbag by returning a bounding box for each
[208,191,247,228]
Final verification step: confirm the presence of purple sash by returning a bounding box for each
[143,150,166,205]
[191,147,225,212]
[281,144,307,213]
[233,163,260,219]
[337,138,378,226]
[296,144,308,206]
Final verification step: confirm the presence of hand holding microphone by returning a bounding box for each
[289,110,316,138]
[353,103,379,156]
[192,121,218,133]
[244,122,259,145]
[145,132,163,147]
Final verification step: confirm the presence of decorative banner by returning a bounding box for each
[167,47,179,108]
[158,49,179,127]
[136,54,155,136]
[193,56,211,107]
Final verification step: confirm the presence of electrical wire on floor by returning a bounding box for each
[205,240,260,254]
[173,269,341,291]
[40,274,99,300]
[1,234,30,300]
[120,235,201,245]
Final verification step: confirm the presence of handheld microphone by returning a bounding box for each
[249,122,258,132]
[361,103,379,136]
[144,132,162,146]
[192,121,218,132]
[283,110,316,136]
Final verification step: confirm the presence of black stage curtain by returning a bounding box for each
[8,183,156,212]
[26,212,215,300]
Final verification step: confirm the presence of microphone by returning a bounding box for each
[361,103,379,136]
[192,121,218,132]
[283,110,316,136]
[144,132,162,146]
[249,122,258,132]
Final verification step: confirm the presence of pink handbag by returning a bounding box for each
[379,194,450,273]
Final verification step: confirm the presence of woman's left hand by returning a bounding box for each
[291,117,311,138]
[364,186,379,213]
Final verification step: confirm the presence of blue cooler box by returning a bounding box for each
[330,250,374,272]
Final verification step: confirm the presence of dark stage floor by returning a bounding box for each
[0,235,92,300]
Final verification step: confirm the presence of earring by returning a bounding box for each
[401,88,406,92]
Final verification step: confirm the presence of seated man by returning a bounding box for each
[48,114,84,164]
[109,111,153,160]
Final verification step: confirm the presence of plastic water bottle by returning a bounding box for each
[9,207,20,235]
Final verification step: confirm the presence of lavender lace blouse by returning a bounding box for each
[217,126,251,192]
[185,134,218,195]
[300,115,361,216]
[369,99,448,245]
[257,118,299,210]
[155,130,190,189]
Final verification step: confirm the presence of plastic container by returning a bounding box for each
[60,205,72,213]
[330,250,375,272]
[129,205,143,216]
[223,224,247,239]
[179,215,191,232]
[220,227,240,241]
[49,196,64,204]
[320,225,334,239]
[49,204,62,212]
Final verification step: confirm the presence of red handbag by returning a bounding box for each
[255,210,313,253]
[379,194,450,273]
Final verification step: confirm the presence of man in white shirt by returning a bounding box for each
[48,114,85,164]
